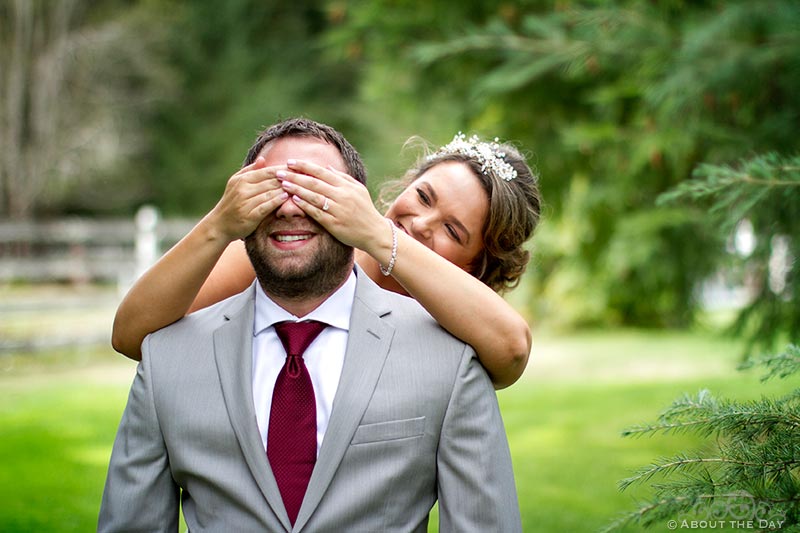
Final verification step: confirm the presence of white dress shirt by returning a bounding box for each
[252,271,356,455]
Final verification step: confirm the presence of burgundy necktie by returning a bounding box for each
[268,320,327,525]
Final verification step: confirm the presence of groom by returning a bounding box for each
[98,117,521,532]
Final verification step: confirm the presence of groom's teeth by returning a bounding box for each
[276,234,311,242]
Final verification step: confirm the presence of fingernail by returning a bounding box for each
[280,192,289,200]
[276,170,287,179]
[281,181,294,191]
[287,159,297,166]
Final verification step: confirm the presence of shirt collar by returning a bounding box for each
[253,269,357,336]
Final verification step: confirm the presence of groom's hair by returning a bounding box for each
[243,117,367,185]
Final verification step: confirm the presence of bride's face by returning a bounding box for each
[384,161,489,273]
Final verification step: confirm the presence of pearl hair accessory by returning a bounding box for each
[429,132,518,182]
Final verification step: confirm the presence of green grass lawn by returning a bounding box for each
[0,329,793,532]
[0,348,133,532]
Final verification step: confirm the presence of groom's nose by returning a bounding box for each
[274,195,307,219]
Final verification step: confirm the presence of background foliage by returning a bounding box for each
[606,154,800,530]
[1,0,798,334]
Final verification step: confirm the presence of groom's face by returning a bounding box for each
[245,136,354,300]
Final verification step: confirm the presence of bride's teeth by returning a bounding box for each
[276,234,311,242]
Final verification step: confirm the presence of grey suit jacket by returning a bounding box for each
[99,267,521,532]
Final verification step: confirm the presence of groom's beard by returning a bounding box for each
[245,222,354,301]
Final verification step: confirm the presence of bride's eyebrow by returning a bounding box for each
[451,218,470,244]
[427,182,471,244]
[421,181,437,202]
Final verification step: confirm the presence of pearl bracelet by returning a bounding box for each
[380,218,397,276]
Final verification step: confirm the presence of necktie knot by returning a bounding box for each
[273,320,328,357]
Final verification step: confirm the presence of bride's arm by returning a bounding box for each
[111,158,282,360]
[280,161,532,389]
[370,229,530,389]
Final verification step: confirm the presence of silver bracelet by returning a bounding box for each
[379,218,397,276]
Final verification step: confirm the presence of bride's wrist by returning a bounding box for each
[198,211,237,248]
[369,218,397,276]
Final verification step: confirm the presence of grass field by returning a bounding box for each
[0,326,793,532]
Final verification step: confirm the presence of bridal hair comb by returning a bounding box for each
[428,132,518,182]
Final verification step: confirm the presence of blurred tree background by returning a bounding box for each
[1,0,797,341]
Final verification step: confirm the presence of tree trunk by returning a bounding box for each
[1,0,81,219]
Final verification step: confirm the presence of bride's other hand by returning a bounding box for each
[205,156,289,242]
[278,159,387,253]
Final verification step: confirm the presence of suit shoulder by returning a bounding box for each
[363,287,472,354]
[146,287,251,345]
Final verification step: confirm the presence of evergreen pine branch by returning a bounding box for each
[657,153,800,231]
[739,344,800,382]
[779,388,800,404]
[600,494,704,533]
[613,441,800,529]
[618,454,799,492]
[622,391,800,439]
[622,409,800,439]
[716,436,800,488]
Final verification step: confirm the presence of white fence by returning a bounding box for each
[0,206,195,286]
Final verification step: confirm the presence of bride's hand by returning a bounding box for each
[277,159,388,254]
[205,157,288,241]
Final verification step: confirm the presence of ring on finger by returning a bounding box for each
[322,196,330,212]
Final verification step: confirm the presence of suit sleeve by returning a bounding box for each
[436,346,522,533]
[98,335,180,533]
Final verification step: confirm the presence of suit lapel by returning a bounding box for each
[294,270,395,531]
[213,284,292,532]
